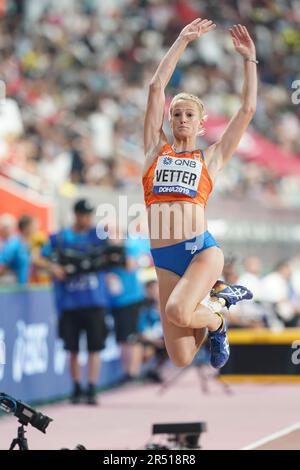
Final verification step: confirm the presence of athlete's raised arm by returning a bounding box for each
[209,25,257,171]
[143,18,216,168]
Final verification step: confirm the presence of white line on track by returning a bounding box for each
[241,421,300,450]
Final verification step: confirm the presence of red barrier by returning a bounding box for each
[0,176,54,232]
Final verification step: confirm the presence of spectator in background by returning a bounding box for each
[29,221,50,284]
[261,260,300,328]
[237,256,263,301]
[40,199,109,405]
[128,216,153,274]
[222,257,238,285]
[0,213,17,284]
[17,214,38,281]
[0,213,34,285]
[223,256,265,329]
[106,225,145,383]
[233,255,266,328]
[290,253,300,299]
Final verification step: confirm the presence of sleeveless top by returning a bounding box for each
[142,143,213,208]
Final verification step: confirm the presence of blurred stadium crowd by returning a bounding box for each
[0,0,299,205]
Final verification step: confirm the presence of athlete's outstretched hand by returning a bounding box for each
[230,25,256,59]
[179,18,216,44]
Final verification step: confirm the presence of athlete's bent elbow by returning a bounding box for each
[241,105,256,116]
[149,78,163,91]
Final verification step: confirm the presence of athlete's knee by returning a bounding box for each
[170,350,195,368]
[165,300,191,328]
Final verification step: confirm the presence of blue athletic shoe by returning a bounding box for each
[210,280,253,309]
[208,316,230,369]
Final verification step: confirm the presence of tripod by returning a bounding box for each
[9,424,29,450]
[159,345,233,395]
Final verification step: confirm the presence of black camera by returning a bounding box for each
[50,243,126,278]
[146,422,207,450]
[0,393,52,433]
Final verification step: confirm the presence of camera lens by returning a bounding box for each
[30,412,52,433]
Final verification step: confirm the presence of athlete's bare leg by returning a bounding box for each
[165,247,225,329]
[157,246,224,367]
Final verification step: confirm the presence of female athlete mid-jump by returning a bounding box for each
[142,19,256,368]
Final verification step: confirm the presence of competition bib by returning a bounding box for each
[153,155,202,197]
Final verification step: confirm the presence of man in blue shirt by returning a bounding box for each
[41,199,109,405]
[0,214,33,285]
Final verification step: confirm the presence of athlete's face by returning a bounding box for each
[170,100,202,139]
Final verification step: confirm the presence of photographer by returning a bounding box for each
[40,199,109,405]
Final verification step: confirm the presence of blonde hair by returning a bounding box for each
[169,93,206,121]
[169,93,207,136]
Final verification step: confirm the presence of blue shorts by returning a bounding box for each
[150,231,219,277]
